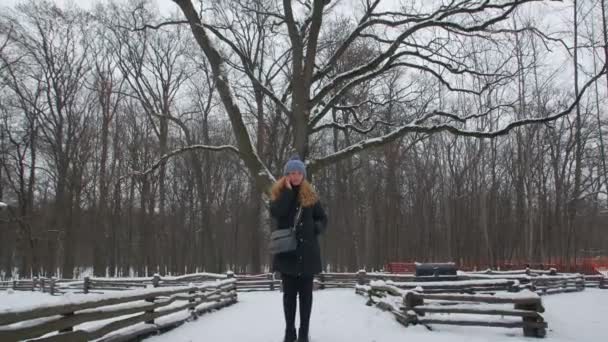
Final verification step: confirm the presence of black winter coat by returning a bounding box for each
[270,185,327,276]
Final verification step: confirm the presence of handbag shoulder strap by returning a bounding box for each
[291,206,303,232]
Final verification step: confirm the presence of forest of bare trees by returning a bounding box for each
[0,0,606,279]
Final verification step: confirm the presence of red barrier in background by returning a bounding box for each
[386,257,608,274]
[385,262,417,273]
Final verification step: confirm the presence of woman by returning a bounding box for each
[270,156,328,342]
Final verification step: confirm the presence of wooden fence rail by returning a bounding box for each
[0,279,237,342]
[1,269,605,295]
[356,281,547,338]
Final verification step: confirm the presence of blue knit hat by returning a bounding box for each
[283,156,306,178]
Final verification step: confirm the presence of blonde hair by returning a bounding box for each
[270,176,318,208]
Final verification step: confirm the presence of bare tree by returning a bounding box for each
[162,0,607,197]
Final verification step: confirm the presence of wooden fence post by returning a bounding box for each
[357,270,367,286]
[12,280,17,291]
[514,302,545,337]
[145,296,156,324]
[40,277,46,293]
[268,273,274,291]
[50,277,56,295]
[84,276,91,294]
[59,313,75,332]
[152,274,160,288]
[319,273,325,290]
[32,277,38,291]
[188,287,196,315]
[403,292,423,325]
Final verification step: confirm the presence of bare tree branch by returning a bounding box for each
[127,144,241,179]
[311,118,394,134]
[173,0,274,190]
[309,64,606,174]
[200,23,293,117]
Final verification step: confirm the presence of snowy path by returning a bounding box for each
[142,288,608,342]
[2,288,606,341]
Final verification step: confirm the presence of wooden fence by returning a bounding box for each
[0,278,237,342]
[356,281,547,338]
[1,269,605,295]
[583,275,608,289]
[461,269,591,295]
[1,269,604,341]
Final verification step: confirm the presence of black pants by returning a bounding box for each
[282,274,314,335]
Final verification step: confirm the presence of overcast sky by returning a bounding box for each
[2,0,181,14]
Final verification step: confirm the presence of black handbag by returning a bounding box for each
[269,205,303,255]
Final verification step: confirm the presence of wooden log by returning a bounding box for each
[188,288,196,314]
[0,285,201,326]
[416,318,547,330]
[31,294,237,342]
[237,288,276,292]
[236,284,278,290]
[404,292,424,309]
[515,302,546,337]
[357,270,367,286]
[83,277,90,294]
[50,277,56,296]
[319,282,355,288]
[90,281,148,288]
[393,310,411,327]
[413,292,543,307]
[412,305,542,318]
[235,280,278,286]
[0,301,156,341]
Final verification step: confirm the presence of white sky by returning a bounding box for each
[1,0,180,14]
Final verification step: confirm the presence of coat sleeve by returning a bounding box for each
[312,201,328,235]
[269,188,296,218]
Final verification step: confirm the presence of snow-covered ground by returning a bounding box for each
[143,288,608,342]
[2,288,607,341]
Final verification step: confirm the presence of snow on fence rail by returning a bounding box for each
[383,278,521,294]
[356,281,547,338]
[1,269,604,295]
[235,273,280,292]
[583,275,608,289]
[461,269,590,295]
[0,278,237,341]
[0,278,63,295]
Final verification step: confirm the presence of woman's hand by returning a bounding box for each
[283,176,292,190]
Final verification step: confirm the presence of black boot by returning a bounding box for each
[283,327,297,342]
[297,328,309,342]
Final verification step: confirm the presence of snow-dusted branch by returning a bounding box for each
[310,0,538,120]
[311,0,380,83]
[311,119,394,134]
[174,0,274,190]
[415,103,518,125]
[129,144,240,179]
[309,55,485,129]
[200,23,292,117]
[127,20,189,31]
[309,65,606,173]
